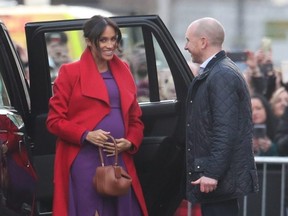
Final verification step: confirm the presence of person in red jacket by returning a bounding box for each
[46,15,148,216]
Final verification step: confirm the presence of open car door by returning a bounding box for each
[25,15,194,216]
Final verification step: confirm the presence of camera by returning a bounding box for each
[253,124,267,139]
[226,51,248,62]
[259,63,273,77]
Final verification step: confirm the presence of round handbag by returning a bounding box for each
[93,135,132,196]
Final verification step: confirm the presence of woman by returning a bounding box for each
[46,15,148,216]
[251,94,278,156]
[270,87,288,119]
[243,50,277,100]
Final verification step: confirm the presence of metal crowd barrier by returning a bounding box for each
[242,156,288,216]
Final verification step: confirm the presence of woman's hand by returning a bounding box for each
[85,129,110,147]
[253,136,272,154]
[246,51,261,77]
[258,137,272,152]
[104,138,132,156]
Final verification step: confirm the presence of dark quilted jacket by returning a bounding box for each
[185,51,259,204]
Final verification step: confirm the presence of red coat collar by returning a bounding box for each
[79,47,136,114]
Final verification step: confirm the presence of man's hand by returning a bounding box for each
[191,176,218,193]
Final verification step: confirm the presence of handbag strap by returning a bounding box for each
[98,135,118,167]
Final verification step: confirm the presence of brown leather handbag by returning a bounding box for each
[93,135,132,196]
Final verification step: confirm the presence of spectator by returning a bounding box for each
[158,68,176,100]
[270,87,288,120]
[244,49,277,100]
[127,42,150,102]
[14,42,29,84]
[45,32,71,82]
[274,105,288,156]
[251,94,278,156]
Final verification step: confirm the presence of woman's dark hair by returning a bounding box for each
[251,93,277,140]
[83,15,122,48]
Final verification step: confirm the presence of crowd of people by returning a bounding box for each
[233,42,288,157]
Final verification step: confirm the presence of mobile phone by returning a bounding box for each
[226,51,248,62]
[253,124,267,139]
[261,37,272,55]
[259,63,273,76]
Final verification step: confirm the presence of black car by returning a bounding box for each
[0,15,193,216]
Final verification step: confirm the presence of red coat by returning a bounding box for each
[46,48,148,216]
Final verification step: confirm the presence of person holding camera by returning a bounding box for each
[244,49,278,101]
[251,94,278,156]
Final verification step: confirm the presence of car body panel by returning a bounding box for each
[0,23,36,216]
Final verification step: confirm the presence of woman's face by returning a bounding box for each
[87,25,118,63]
[251,98,267,124]
[272,90,288,118]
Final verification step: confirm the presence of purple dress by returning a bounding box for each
[68,71,142,216]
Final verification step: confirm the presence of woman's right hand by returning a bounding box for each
[85,129,110,147]
[246,51,261,77]
[258,137,272,152]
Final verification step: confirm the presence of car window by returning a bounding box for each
[152,36,176,101]
[0,26,30,111]
[45,31,75,83]
[121,27,149,102]
[0,66,11,107]
[0,47,11,107]
[44,26,176,102]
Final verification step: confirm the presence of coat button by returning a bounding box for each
[187,148,190,151]
[187,123,190,127]
[188,172,192,175]
[190,100,192,103]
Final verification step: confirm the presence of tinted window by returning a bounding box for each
[152,36,176,101]
[0,73,10,106]
[44,26,176,102]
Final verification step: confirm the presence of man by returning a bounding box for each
[45,32,71,82]
[184,17,259,216]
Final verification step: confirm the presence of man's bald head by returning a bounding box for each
[189,17,225,48]
[185,17,225,64]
